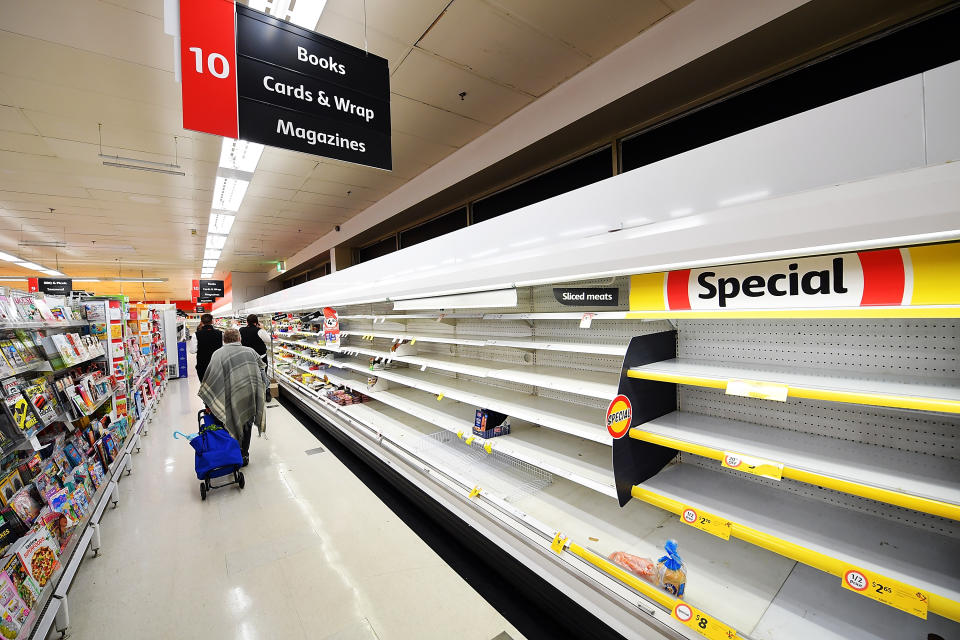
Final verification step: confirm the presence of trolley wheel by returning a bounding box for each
[200,482,207,501]
[237,472,245,490]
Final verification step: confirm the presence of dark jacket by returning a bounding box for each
[240,324,267,357]
[195,324,223,380]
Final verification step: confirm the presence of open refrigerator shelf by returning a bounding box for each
[271,293,960,640]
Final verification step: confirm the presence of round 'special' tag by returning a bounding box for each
[605,394,632,439]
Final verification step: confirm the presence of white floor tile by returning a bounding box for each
[60,374,523,640]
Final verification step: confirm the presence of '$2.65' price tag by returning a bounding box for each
[672,602,737,640]
[680,506,731,540]
[841,567,928,619]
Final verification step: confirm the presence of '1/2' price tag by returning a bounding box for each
[725,379,788,402]
[672,602,737,639]
[841,567,928,619]
[721,452,784,480]
[680,506,731,540]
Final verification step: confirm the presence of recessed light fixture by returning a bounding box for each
[202,260,218,268]
[212,176,249,212]
[208,212,236,235]
[218,139,264,173]
[206,234,228,250]
[204,249,222,261]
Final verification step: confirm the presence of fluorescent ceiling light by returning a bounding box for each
[206,234,228,249]
[40,269,65,276]
[204,249,222,261]
[219,139,264,173]
[248,0,327,29]
[201,272,214,279]
[0,251,20,262]
[213,176,249,212]
[15,261,43,270]
[73,278,101,282]
[208,213,236,235]
[202,260,218,268]
[0,277,28,282]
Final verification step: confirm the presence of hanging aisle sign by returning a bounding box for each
[629,241,960,316]
[178,0,391,170]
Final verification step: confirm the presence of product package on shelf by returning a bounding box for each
[473,409,510,438]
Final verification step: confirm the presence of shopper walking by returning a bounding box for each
[239,313,272,403]
[192,313,222,383]
[198,329,266,466]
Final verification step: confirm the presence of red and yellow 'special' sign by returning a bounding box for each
[606,395,632,439]
[629,241,960,315]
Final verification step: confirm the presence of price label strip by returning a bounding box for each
[680,506,731,540]
[841,567,928,619]
[721,451,784,480]
[672,602,738,639]
[725,379,788,402]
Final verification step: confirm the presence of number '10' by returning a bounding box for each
[188,47,230,78]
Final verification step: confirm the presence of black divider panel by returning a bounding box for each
[612,330,677,507]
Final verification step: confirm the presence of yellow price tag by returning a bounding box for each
[483,442,492,454]
[465,436,475,445]
[468,486,481,499]
[437,394,444,401]
[725,379,788,402]
[721,452,783,480]
[550,532,569,554]
[672,602,737,639]
[410,338,417,345]
[841,567,928,618]
[680,506,731,540]
[456,431,464,439]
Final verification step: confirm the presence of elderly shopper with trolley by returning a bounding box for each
[198,328,267,466]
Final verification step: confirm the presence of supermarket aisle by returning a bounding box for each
[63,373,523,640]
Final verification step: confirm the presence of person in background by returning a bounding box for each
[192,313,222,382]
[198,329,266,466]
[240,314,272,403]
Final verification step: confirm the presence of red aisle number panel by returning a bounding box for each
[179,0,238,139]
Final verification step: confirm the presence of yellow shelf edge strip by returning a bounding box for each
[628,485,960,622]
[626,370,960,414]
[624,307,960,319]
[628,429,960,521]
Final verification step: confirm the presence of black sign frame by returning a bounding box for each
[234,4,391,171]
[198,279,225,298]
[553,287,620,307]
[38,278,72,296]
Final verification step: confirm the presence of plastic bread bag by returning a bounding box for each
[656,539,687,597]
[607,551,657,582]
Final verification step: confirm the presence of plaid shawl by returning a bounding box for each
[198,343,266,441]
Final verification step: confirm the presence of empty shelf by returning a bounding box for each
[635,464,960,621]
[631,412,960,520]
[629,358,960,413]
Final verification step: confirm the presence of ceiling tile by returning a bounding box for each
[391,94,490,148]
[417,1,591,97]
[487,0,671,60]
[391,48,534,125]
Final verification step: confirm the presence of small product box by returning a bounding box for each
[473,409,510,438]
[16,526,60,589]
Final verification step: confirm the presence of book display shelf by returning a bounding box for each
[0,289,160,638]
[261,240,960,640]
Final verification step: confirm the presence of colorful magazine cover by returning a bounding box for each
[2,554,40,610]
[15,526,60,589]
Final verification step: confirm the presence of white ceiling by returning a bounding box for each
[0,0,688,299]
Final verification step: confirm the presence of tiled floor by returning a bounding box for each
[63,373,523,640]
